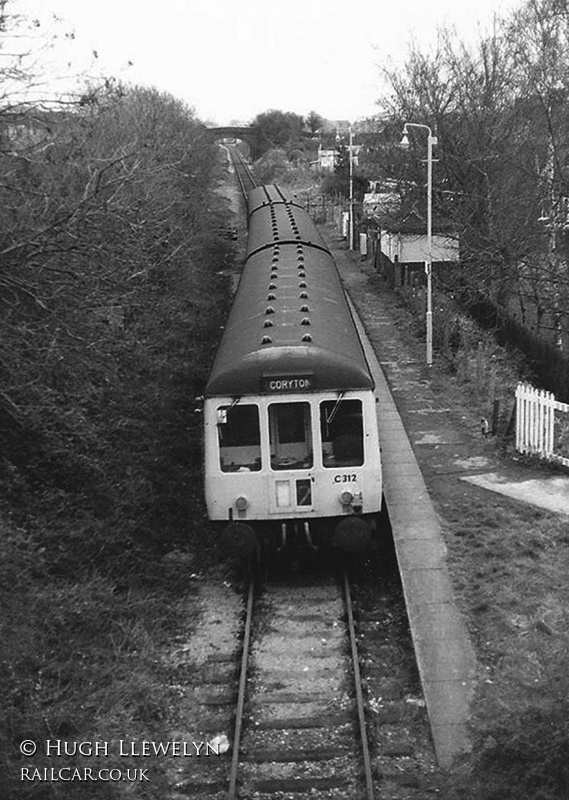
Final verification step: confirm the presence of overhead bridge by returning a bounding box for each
[206,126,260,158]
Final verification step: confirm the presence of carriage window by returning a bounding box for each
[320,399,364,467]
[218,404,261,472]
[269,402,313,470]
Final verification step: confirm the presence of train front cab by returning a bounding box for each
[204,389,382,554]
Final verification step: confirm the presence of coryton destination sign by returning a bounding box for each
[261,374,313,392]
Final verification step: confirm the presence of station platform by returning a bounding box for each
[352,296,477,769]
[323,232,478,769]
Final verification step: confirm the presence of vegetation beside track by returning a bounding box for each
[0,86,234,797]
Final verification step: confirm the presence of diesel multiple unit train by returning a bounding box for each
[203,185,382,553]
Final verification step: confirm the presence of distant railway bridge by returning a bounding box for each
[206,126,259,159]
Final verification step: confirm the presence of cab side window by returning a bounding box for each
[320,399,364,467]
[217,404,261,472]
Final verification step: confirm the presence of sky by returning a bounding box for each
[10,0,517,125]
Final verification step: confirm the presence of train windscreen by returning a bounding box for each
[269,402,313,470]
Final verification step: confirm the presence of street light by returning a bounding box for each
[349,125,354,250]
[400,122,438,366]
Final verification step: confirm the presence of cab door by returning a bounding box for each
[267,401,314,514]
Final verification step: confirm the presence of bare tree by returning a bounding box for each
[0,81,224,513]
[378,2,569,351]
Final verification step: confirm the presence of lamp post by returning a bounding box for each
[349,125,354,250]
[400,122,437,366]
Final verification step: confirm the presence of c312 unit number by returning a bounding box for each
[334,474,357,483]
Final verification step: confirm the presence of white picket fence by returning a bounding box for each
[515,382,569,466]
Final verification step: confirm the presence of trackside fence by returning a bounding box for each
[515,382,569,467]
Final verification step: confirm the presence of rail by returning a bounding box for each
[227,572,375,799]
[343,570,375,800]
[228,577,255,800]
[228,146,257,203]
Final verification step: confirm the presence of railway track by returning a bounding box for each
[228,146,258,201]
[228,572,375,799]
[172,560,440,799]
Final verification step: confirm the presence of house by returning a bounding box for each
[316,142,362,172]
[317,146,336,171]
[362,180,400,217]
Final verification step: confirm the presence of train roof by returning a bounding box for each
[204,186,373,398]
[247,184,304,213]
[247,186,328,256]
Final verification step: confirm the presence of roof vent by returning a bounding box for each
[269,283,277,290]
[265,306,275,315]
[262,336,273,344]
[263,319,274,328]
[300,291,308,298]
[270,272,278,280]
[301,333,312,342]
[298,271,306,277]
[299,281,307,288]
[301,317,311,326]
[300,305,309,312]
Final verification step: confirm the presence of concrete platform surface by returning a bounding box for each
[354,302,477,769]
